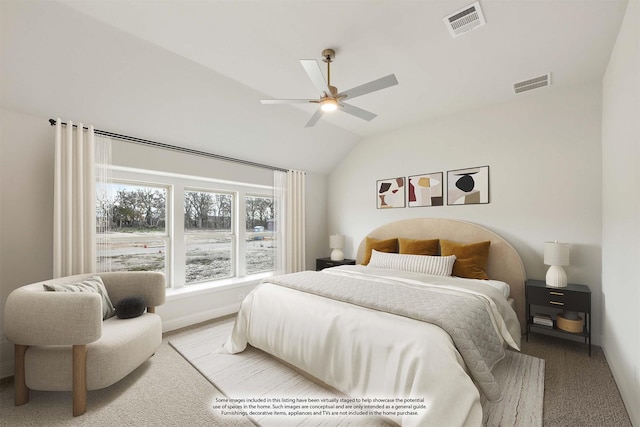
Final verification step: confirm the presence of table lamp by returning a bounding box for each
[544,241,570,287]
[330,234,345,261]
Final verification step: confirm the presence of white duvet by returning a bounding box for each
[221,266,521,427]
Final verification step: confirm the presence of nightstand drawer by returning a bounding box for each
[316,257,356,271]
[527,286,589,312]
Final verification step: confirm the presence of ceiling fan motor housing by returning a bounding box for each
[321,49,336,63]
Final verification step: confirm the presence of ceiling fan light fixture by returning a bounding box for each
[320,98,338,112]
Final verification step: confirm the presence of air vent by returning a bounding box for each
[443,2,486,38]
[513,73,551,94]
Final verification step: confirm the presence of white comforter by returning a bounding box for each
[221,266,521,427]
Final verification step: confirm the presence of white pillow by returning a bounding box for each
[368,249,456,277]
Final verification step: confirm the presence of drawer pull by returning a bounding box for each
[549,291,564,296]
[550,301,564,306]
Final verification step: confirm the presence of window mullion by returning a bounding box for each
[173,184,186,288]
[237,190,246,278]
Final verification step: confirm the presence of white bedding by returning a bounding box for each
[222,266,521,427]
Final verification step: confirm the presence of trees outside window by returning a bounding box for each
[96,183,168,274]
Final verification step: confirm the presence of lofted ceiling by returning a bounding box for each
[1,1,629,174]
[58,0,628,136]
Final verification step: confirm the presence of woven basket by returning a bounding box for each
[557,313,583,333]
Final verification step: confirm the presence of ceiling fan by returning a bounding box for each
[260,49,399,127]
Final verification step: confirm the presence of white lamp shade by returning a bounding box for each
[544,242,570,266]
[330,234,345,249]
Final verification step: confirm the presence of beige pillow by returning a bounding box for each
[362,237,399,265]
[440,240,491,280]
[43,276,116,320]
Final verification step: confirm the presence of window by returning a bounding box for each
[245,195,275,274]
[97,169,279,289]
[184,190,234,284]
[96,182,169,275]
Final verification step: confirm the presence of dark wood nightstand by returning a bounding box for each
[316,257,356,271]
[525,279,591,355]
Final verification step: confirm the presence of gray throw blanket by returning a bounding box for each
[267,270,506,402]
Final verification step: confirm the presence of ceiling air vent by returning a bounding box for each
[443,2,486,38]
[513,73,551,94]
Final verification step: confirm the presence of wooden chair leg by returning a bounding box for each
[147,306,155,313]
[72,344,87,417]
[14,344,29,406]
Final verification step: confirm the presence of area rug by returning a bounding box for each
[169,318,544,427]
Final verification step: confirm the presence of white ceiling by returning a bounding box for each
[1,1,629,174]
[58,0,628,137]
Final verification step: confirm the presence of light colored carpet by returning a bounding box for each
[169,317,545,427]
[1,316,630,426]
[521,333,633,427]
[0,331,254,427]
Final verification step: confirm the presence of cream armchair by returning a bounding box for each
[4,271,166,416]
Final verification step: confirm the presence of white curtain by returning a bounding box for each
[53,119,110,277]
[95,135,113,272]
[274,169,306,273]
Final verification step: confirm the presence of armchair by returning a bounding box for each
[4,271,166,416]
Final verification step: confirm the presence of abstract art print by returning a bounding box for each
[376,177,405,208]
[408,172,443,207]
[447,166,490,205]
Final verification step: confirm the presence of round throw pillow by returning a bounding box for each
[115,296,146,319]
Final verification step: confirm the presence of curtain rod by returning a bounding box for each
[48,119,289,172]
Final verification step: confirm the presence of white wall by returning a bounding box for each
[602,0,640,425]
[328,83,604,342]
[0,108,328,378]
[0,109,55,377]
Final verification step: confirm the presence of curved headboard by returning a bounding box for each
[356,218,526,333]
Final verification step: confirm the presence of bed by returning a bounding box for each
[221,218,526,426]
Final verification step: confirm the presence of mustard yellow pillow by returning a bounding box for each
[440,240,491,280]
[362,237,398,265]
[398,238,439,256]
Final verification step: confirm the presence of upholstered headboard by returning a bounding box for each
[356,218,527,333]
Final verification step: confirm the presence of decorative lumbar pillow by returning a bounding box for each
[398,238,439,255]
[114,296,146,319]
[440,240,491,280]
[368,249,456,276]
[362,237,399,265]
[43,276,116,320]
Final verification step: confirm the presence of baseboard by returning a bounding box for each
[161,302,241,333]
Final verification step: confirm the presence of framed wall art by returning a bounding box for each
[376,177,405,208]
[447,166,490,205]
[408,172,443,207]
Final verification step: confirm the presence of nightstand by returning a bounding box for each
[316,257,356,271]
[525,279,591,355]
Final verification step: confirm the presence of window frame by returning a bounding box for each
[96,179,172,279]
[98,166,280,291]
[184,187,236,285]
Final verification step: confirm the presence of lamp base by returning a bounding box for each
[330,248,344,261]
[546,265,567,288]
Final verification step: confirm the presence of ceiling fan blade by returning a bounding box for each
[338,74,398,100]
[304,109,324,128]
[339,102,377,121]
[260,99,317,104]
[300,59,331,96]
